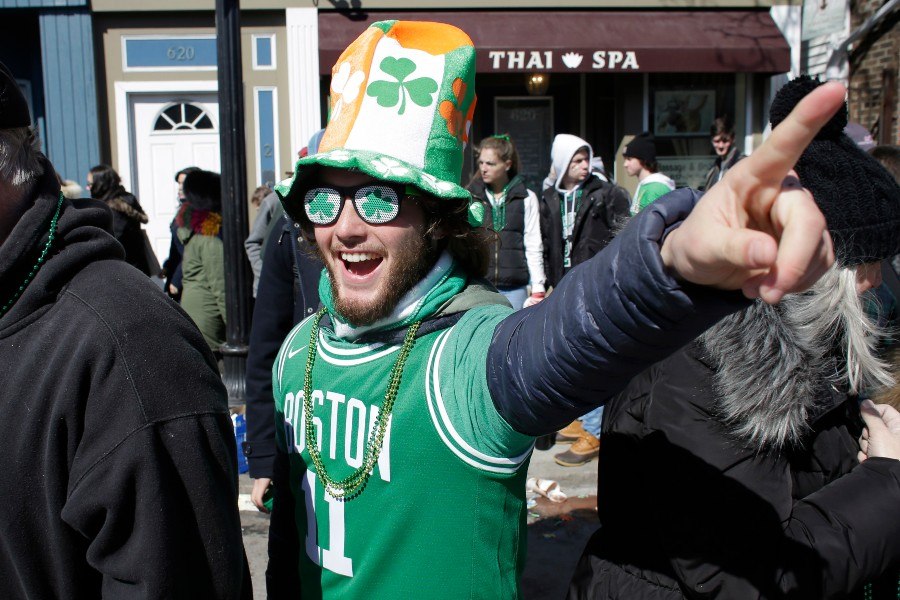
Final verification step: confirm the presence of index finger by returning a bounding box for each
[756,188,832,302]
[733,81,847,189]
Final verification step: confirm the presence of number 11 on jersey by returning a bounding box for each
[302,470,354,577]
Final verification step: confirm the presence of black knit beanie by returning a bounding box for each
[769,75,900,265]
[182,170,222,213]
[0,61,31,129]
[623,132,657,164]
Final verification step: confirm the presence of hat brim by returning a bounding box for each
[275,148,471,213]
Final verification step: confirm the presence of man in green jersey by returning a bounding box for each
[268,21,841,599]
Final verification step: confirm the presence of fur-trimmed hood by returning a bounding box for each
[106,196,148,224]
[698,265,893,451]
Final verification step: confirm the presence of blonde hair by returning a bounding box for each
[251,185,270,208]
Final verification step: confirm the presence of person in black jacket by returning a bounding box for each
[701,116,744,191]
[244,215,322,514]
[539,133,631,291]
[160,165,201,301]
[0,61,250,599]
[568,76,900,600]
[467,135,546,309]
[86,163,154,275]
[539,134,631,463]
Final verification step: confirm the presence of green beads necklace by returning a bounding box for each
[0,193,64,320]
[302,307,420,501]
[862,576,900,599]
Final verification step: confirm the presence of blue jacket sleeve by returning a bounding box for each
[488,188,750,435]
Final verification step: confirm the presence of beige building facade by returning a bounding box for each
[89,0,828,249]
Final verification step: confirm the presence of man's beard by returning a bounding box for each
[322,235,437,327]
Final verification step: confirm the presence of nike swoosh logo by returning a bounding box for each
[287,345,307,359]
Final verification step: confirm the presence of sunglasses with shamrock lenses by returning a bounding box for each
[302,183,421,226]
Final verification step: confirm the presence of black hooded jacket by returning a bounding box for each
[91,181,153,276]
[539,175,630,289]
[568,332,900,599]
[0,160,251,599]
[244,217,322,479]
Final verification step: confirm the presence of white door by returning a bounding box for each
[131,94,220,264]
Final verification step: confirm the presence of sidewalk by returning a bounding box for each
[238,437,600,600]
[522,438,600,599]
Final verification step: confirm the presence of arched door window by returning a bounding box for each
[153,102,215,132]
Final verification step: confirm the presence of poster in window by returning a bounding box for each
[653,90,715,137]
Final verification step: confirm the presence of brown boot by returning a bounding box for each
[556,420,586,444]
[554,433,600,466]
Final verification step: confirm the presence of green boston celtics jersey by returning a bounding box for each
[273,303,534,599]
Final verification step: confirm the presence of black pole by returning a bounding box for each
[215,0,252,407]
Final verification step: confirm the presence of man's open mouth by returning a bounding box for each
[340,252,383,277]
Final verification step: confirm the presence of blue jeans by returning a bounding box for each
[580,406,604,438]
[499,286,528,310]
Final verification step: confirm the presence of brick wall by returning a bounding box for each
[847,0,899,144]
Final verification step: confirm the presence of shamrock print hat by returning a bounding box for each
[277,20,477,207]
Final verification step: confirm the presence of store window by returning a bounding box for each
[648,74,738,188]
[153,102,215,132]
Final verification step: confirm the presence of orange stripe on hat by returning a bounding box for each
[383,21,473,55]
[319,26,384,153]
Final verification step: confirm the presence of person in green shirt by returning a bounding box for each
[266,20,846,599]
[623,132,675,214]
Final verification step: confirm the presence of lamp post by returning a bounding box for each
[215,0,252,407]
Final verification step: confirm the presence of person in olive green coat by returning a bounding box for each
[177,170,226,354]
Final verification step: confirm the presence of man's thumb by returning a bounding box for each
[861,399,889,434]
[722,229,777,271]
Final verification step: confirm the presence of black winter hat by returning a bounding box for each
[0,61,31,129]
[623,132,657,164]
[182,170,222,213]
[769,75,900,266]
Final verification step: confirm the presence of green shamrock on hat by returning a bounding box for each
[367,57,438,115]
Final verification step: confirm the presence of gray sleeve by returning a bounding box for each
[244,192,282,295]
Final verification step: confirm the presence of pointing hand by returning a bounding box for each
[660,82,845,304]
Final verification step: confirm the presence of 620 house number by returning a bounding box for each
[167,46,196,61]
